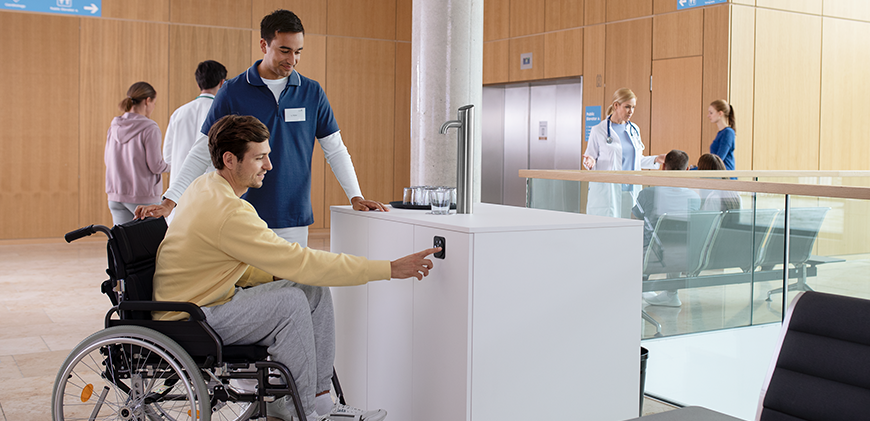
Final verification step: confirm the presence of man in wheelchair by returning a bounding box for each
[153,115,439,420]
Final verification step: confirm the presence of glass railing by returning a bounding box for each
[521,170,870,419]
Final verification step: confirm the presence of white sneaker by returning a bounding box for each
[642,292,657,301]
[325,403,387,421]
[644,291,681,307]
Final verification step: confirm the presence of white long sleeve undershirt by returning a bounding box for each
[162,130,363,206]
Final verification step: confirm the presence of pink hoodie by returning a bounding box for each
[105,112,170,204]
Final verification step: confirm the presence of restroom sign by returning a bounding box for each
[677,0,725,9]
[2,0,102,16]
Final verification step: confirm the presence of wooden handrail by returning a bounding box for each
[519,170,870,200]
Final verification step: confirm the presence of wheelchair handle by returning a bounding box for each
[64,224,112,243]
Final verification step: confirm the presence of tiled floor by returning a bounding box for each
[0,233,678,421]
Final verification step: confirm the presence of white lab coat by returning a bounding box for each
[584,119,659,217]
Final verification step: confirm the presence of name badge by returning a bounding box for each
[285,108,306,122]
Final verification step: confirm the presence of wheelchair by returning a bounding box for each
[52,216,345,421]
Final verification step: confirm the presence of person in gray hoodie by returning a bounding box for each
[105,81,169,225]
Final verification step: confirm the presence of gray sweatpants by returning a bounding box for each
[203,280,335,413]
[202,226,336,413]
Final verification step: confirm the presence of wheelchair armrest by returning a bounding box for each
[117,301,207,321]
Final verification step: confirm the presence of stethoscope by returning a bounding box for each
[605,116,639,144]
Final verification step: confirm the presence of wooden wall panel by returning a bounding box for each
[295,34,328,88]
[397,0,412,42]
[823,0,870,21]
[730,4,754,170]
[653,0,677,14]
[702,5,730,160]
[606,0,653,22]
[168,26,251,114]
[103,0,169,21]
[509,35,546,82]
[650,56,704,160]
[394,42,412,200]
[79,19,170,229]
[819,17,870,170]
[545,28,583,79]
[546,0,584,31]
[327,0,396,40]
[756,0,822,15]
[585,0,605,24]
[582,24,606,155]
[324,38,396,226]
[483,40,510,84]
[485,0,511,41]
[510,0,546,37]
[170,0,252,28]
[298,34,328,228]
[652,9,703,60]
[251,0,328,34]
[732,0,755,5]
[753,9,821,170]
[0,13,79,239]
[605,18,653,142]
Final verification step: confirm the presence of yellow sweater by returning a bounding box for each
[153,172,391,321]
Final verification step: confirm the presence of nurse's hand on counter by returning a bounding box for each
[391,247,441,280]
[351,196,389,212]
[135,198,176,220]
[582,155,596,170]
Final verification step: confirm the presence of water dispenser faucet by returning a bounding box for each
[440,105,474,214]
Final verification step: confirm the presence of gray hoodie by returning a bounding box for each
[104,112,169,203]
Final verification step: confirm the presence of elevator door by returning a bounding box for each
[482,79,583,207]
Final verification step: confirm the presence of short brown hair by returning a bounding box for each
[664,150,690,171]
[208,115,270,170]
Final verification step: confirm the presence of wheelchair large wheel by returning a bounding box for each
[52,326,210,421]
[207,385,257,421]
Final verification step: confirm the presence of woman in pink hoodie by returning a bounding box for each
[105,81,170,225]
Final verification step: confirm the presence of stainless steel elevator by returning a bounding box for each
[481,78,583,207]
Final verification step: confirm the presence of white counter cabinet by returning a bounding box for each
[330,203,643,421]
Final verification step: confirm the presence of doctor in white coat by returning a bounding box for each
[583,88,664,218]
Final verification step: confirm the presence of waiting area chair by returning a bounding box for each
[628,291,870,421]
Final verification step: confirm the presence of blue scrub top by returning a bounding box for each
[202,61,340,228]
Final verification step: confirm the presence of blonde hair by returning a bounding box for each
[606,88,636,116]
[118,81,156,112]
[710,99,736,132]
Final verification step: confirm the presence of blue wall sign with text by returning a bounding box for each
[677,0,725,10]
[585,106,601,142]
[2,0,101,17]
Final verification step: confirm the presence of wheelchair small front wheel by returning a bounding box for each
[52,325,210,421]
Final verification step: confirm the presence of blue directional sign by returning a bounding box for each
[584,106,601,142]
[2,0,101,17]
[677,0,725,10]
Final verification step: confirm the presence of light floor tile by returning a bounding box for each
[13,351,69,378]
[0,337,49,356]
[0,356,22,380]
[0,375,53,420]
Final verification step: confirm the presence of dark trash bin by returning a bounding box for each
[640,347,649,416]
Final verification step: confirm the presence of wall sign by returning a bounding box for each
[677,0,725,10]
[2,0,101,16]
[538,121,548,141]
[520,53,533,70]
[584,106,601,142]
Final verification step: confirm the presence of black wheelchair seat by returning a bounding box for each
[55,217,345,421]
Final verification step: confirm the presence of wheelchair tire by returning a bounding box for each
[52,325,211,421]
